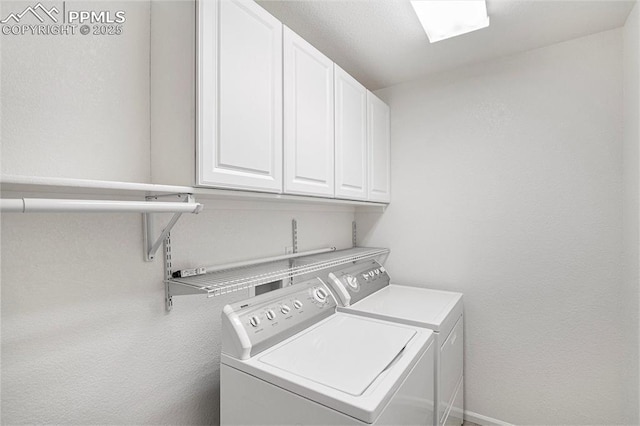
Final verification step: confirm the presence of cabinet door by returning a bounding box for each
[283,26,335,197]
[197,0,283,192]
[367,92,391,203]
[334,65,368,200]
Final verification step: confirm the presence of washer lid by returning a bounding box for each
[259,314,416,396]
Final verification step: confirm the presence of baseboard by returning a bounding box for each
[464,410,514,426]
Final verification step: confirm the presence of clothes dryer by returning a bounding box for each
[323,260,464,426]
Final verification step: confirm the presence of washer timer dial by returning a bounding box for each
[313,287,329,304]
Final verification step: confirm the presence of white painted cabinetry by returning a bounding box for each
[192,0,390,203]
[367,92,391,203]
[283,26,335,197]
[334,65,368,201]
[197,0,283,193]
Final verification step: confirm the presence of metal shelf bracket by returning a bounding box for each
[292,218,298,253]
[164,233,174,311]
[143,194,201,261]
[352,221,357,248]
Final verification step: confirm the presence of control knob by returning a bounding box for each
[313,287,328,303]
[345,275,359,289]
[293,300,303,309]
[249,316,260,328]
[266,310,276,320]
[280,304,291,314]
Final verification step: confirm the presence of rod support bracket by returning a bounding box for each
[143,194,197,262]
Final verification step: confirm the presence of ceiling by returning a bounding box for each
[257,0,636,90]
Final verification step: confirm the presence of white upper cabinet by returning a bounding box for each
[334,65,368,201]
[197,0,283,193]
[192,0,390,203]
[283,26,335,197]
[367,92,391,203]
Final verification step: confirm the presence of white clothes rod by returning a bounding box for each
[203,247,337,274]
[1,198,203,214]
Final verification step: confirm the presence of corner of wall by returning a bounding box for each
[149,0,196,186]
[622,1,640,423]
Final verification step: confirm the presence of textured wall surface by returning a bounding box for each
[0,1,151,182]
[623,2,640,420]
[1,195,355,424]
[358,29,627,424]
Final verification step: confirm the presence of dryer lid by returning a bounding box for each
[259,314,416,396]
[350,285,463,331]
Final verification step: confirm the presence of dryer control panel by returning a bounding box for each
[324,260,390,307]
[221,278,336,360]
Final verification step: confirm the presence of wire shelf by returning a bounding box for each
[167,247,390,298]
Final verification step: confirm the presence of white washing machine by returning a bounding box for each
[323,260,464,426]
[220,277,436,425]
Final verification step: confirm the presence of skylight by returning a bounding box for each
[410,0,490,43]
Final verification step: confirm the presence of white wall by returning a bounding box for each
[0,1,151,183]
[623,1,640,420]
[358,29,628,424]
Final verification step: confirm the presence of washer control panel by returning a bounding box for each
[221,278,336,359]
[325,260,390,306]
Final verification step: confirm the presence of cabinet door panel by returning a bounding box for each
[283,26,335,197]
[367,92,391,202]
[334,66,367,200]
[198,0,283,192]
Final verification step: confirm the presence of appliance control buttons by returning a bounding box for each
[293,300,303,309]
[374,269,380,275]
[280,304,291,314]
[379,266,386,273]
[249,316,260,327]
[368,271,375,278]
[362,273,369,281]
[313,288,328,303]
[266,310,276,320]
[345,275,359,289]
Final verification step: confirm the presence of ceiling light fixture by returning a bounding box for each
[410,0,490,43]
